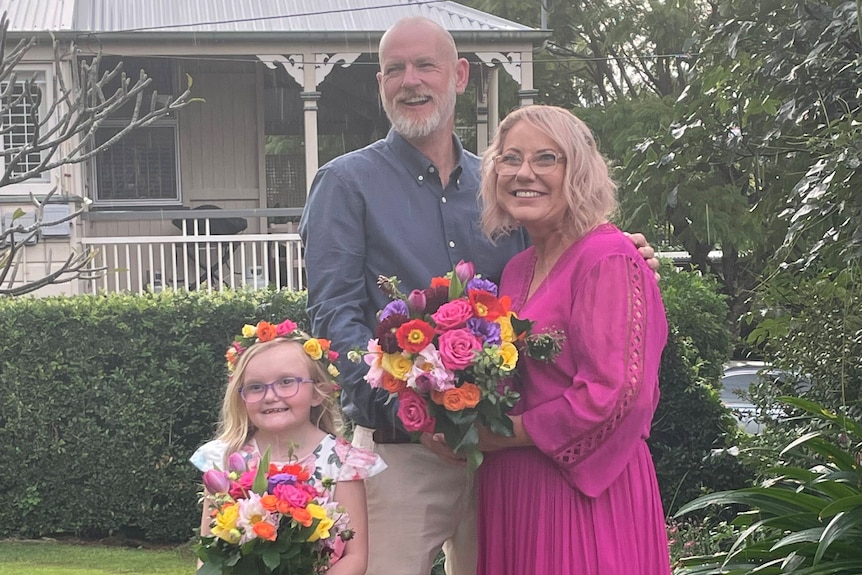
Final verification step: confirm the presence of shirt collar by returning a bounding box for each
[385,129,465,188]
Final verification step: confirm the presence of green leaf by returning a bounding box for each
[261,547,281,571]
[252,447,271,495]
[814,509,862,564]
[196,561,225,575]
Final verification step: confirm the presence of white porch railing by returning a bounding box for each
[80,232,304,294]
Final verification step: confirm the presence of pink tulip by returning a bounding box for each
[202,469,231,494]
[454,260,474,283]
[227,452,247,473]
[407,289,427,314]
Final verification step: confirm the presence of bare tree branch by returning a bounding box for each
[0,12,197,296]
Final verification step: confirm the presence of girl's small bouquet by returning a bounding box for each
[195,449,352,575]
[349,260,563,469]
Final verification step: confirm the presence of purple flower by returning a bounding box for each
[407,290,427,314]
[467,318,502,345]
[380,300,409,321]
[202,469,231,494]
[413,372,434,393]
[267,472,298,493]
[466,278,498,296]
[454,260,475,283]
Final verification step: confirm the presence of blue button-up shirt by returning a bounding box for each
[300,130,527,431]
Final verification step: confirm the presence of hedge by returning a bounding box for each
[0,289,306,542]
[0,270,745,542]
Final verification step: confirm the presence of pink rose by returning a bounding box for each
[273,483,312,507]
[397,389,436,433]
[228,470,255,499]
[275,319,298,336]
[437,328,483,371]
[431,300,474,331]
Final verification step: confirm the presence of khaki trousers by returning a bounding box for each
[353,426,477,575]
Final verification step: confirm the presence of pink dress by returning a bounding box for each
[477,223,671,575]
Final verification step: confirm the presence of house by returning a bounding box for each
[0,0,545,296]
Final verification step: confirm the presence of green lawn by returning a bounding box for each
[0,540,196,575]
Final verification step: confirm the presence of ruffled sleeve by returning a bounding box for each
[189,439,228,472]
[317,435,387,482]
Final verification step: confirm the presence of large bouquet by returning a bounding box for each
[195,450,352,575]
[352,260,562,469]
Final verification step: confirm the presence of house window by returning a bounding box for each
[1,73,46,180]
[92,57,180,205]
[94,125,178,201]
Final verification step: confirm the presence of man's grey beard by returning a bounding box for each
[382,80,457,140]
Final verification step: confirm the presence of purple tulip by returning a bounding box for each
[454,260,475,283]
[227,452,247,473]
[202,469,231,494]
[407,290,427,314]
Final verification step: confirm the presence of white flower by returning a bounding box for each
[408,344,455,391]
[235,492,277,544]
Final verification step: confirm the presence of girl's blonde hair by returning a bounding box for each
[480,105,618,241]
[216,338,342,465]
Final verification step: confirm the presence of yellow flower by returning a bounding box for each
[303,339,323,360]
[241,324,256,338]
[305,504,334,542]
[211,504,241,544]
[496,313,516,343]
[499,342,519,371]
[381,352,412,380]
[328,364,340,378]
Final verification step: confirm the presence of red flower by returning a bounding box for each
[430,276,450,288]
[395,319,435,353]
[375,313,409,353]
[469,290,508,321]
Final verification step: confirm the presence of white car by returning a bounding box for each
[720,361,804,434]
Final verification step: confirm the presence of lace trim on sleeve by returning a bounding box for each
[554,257,646,466]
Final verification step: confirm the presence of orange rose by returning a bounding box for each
[260,494,279,513]
[459,383,482,408]
[291,507,313,527]
[382,372,407,394]
[430,389,447,405]
[276,500,292,514]
[441,388,467,411]
[256,321,277,342]
[253,521,277,541]
[430,276,450,288]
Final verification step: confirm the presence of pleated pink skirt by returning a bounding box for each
[477,441,671,575]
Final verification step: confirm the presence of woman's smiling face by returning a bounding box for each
[495,120,569,234]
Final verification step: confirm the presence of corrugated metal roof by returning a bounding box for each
[0,0,75,31]
[5,0,533,34]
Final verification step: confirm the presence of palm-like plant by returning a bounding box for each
[674,397,862,574]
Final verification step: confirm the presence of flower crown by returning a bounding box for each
[225,318,340,380]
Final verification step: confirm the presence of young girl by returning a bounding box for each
[191,318,386,575]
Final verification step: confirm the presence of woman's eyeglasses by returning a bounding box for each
[239,377,314,403]
[493,152,566,176]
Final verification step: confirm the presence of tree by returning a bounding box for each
[0,14,197,296]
